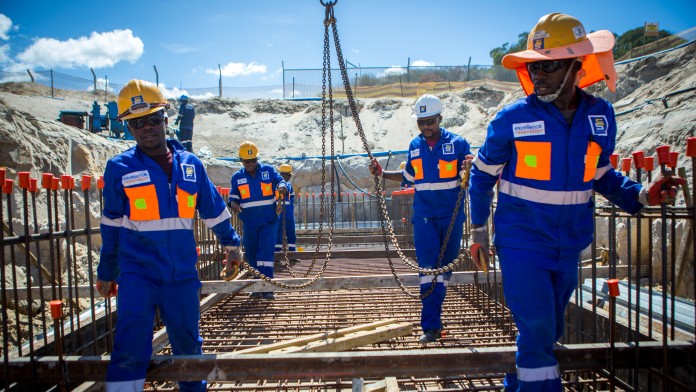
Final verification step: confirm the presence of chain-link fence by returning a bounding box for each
[0,63,517,100]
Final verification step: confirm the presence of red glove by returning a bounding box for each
[640,171,686,205]
[469,226,490,272]
[96,280,118,298]
[369,159,383,176]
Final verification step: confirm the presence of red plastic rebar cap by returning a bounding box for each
[41,173,53,189]
[687,137,696,157]
[669,151,679,169]
[18,172,30,189]
[2,179,13,194]
[655,145,671,165]
[609,154,619,169]
[49,300,63,319]
[607,279,620,297]
[0,168,5,184]
[29,178,38,193]
[81,175,92,191]
[620,158,631,173]
[631,151,645,170]
[644,156,655,171]
[60,175,71,190]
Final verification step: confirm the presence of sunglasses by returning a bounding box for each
[526,60,571,74]
[128,114,165,129]
[417,116,440,127]
[242,158,258,164]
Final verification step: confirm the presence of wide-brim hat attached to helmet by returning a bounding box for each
[117,80,169,121]
[502,13,617,95]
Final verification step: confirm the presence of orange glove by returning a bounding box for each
[469,226,489,272]
[369,159,383,176]
[639,171,686,205]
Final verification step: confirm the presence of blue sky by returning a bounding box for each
[0,0,694,98]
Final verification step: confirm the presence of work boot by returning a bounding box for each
[262,292,275,300]
[249,292,263,299]
[418,329,442,344]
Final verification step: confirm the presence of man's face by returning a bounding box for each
[242,158,258,173]
[129,111,167,155]
[416,114,441,140]
[526,59,576,98]
[280,172,291,182]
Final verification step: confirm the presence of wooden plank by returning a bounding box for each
[364,377,400,392]
[236,319,412,354]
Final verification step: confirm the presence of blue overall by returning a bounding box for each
[99,140,239,391]
[469,89,643,391]
[176,102,195,152]
[230,163,287,281]
[402,128,471,332]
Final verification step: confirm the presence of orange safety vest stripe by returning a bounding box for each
[583,141,602,182]
[123,184,160,221]
[514,140,551,181]
[438,159,458,179]
[238,183,251,199]
[176,186,198,219]
[411,158,424,180]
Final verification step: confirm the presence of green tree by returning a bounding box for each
[489,32,528,65]
[613,26,674,59]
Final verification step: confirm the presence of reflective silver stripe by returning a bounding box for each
[594,164,611,180]
[517,364,560,382]
[414,179,459,191]
[403,171,415,182]
[106,378,145,392]
[230,194,240,200]
[473,155,505,176]
[258,261,275,267]
[203,209,231,228]
[101,216,123,227]
[420,275,444,285]
[283,201,292,205]
[122,216,193,232]
[239,198,276,209]
[498,179,592,205]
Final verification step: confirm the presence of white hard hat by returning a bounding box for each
[412,94,442,118]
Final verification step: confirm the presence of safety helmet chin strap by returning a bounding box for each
[536,60,578,103]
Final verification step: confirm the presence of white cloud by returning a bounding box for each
[207,62,267,77]
[0,44,9,63]
[411,60,435,67]
[164,43,197,54]
[377,66,407,78]
[351,48,359,54]
[0,14,12,40]
[16,29,143,69]
[260,67,282,82]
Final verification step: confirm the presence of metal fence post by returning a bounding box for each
[90,68,96,94]
[26,70,34,83]
[50,69,54,98]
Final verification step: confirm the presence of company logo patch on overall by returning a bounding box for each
[262,171,270,180]
[122,170,151,187]
[512,121,545,138]
[181,164,196,182]
[237,178,247,185]
[442,143,454,154]
[588,115,608,136]
[410,149,420,158]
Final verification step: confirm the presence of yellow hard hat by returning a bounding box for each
[399,162,406,170]
[502,13,616,94]
[117,80,169,121]
[279,163,292,174]
[239,141,259,159]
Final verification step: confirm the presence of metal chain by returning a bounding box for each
[328,12,472,299]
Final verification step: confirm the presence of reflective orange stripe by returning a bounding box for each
[514,141,551,181]
[123,184,160,221]
[411,158,424,180]
[261,182,273,197]
[583,141,602,182]
[238,184,251,199]
[439,159,458,179]
[176,186,198,219]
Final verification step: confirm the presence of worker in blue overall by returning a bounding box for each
[97,80,242,392]
[174,94,195,153]
[275,163,297,253]
[468,13,685,391]
[370,94,472,344]
[229,141,287,300]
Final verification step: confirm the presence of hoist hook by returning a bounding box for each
[321,0,337,26]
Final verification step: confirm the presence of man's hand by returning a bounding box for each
[96,280,118,298]
[229,201,242,214]
[225,246,243,265]
[277,185,288,197]
[369,159,383,176]
[221,246,243,281]
[460,155,474,186]
[469,225,490,272]
[639,170,687,205]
